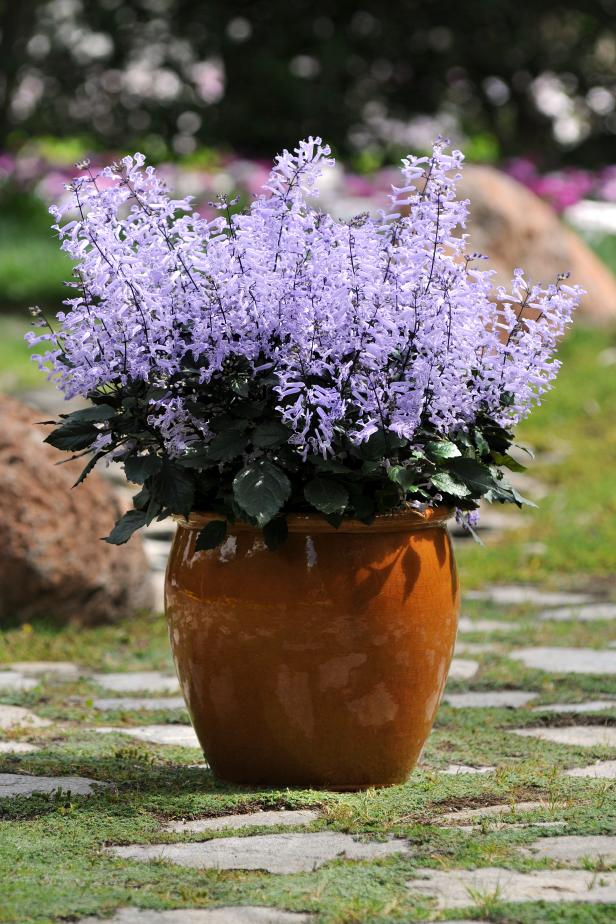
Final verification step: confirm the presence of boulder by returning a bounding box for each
[458,166,616,324]
[0,395,153,625]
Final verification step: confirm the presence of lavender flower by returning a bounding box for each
[30,138,582,544]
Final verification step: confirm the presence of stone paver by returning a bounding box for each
[445,691,538,709]
[458,618,516,634]
[438,801,556,824]
[567,761,616,779]
[0,741,40,754]
[0,705,51,730]
[511,647,616,675]
[108,832,410,874]
[465,586,592,607]
[539,604,616,622]
[95,725,201,748]
[408,868,616,908]
[448,659,479,681]
[8,661,80,679]
[0,671,37,691]
[93,697,187,712]
[533,700,616,714]
[164,809,320,834]
[524,835,616,864]
[92,672,180,693]
[80,908,313,923]
[441,765,496,775]
[0,772,107,798]
[454,642,498,655]
[514,726,616,747]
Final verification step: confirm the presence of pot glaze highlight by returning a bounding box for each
[165,508,459,789]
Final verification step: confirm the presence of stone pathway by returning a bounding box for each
[445,691,538,708]
[108,832,410,874]
[0,704,51,729]
[0,773,107,798]
[567,760,616,778]
[7,661,80,679]
[538,603,616,621]
[0,671,38,691]
[523,834,616,863]
[457,617,516,633]
[514,726,616,747]
[80,909,314,923]
[92,697,187,712]
[533,700,616,714]
[409,869,616,908]
[0,742,39,754]
[448,659,479,681]
[454,641,498,655]
[163,810,320,834]
[92,672,180,693]
[95,725,201,748]
[511,647,616,674]
[441,764,496,775]
[465,586,592,606]
[437,800,562,825]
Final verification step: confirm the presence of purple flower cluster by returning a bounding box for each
[29,138,581,462]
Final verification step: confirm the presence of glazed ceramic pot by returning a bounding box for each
[165,507,459,789]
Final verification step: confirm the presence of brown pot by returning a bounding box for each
[165,507,459,789]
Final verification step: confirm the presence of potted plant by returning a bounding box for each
[29,138,580,788]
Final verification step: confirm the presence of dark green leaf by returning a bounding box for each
[324,512,344,528]
[132,485,150,511]
[44,419,99,452]
[104,509,147,545]
[155,464,195,518]
[431,471,471,498]
[446,458,497,496]
[473,430,490,456]
[229,399,266,420]
[72,452,104,487]
[124,453,162,484]
[60,404,116,423]
[358,429,406,461]
[195,519,227,551]
[263,516,288,551]
[144,494,163,525]
[426,440,461,461]
[388,465,420,491]
[231,377,250,397]
[207,426,247,461]
[252,421,291,449]
[312,457,353,474]
[233,460,292,526]
[304,477,349,515]
[509,486,538,508]
[491,452,527,473]
[350,493,375,523]
[175,452,217,470]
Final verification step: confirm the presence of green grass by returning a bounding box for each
[0,195,72,309]
[0,314,50,391]
[2,607,616,923]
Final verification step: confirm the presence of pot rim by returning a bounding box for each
[173,506,452,534]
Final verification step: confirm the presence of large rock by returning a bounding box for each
[458,166,616,324]
[0,396,153,625]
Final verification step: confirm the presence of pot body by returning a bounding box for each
[165,509,459,789]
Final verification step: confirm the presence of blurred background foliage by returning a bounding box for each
[1,0,616,167]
